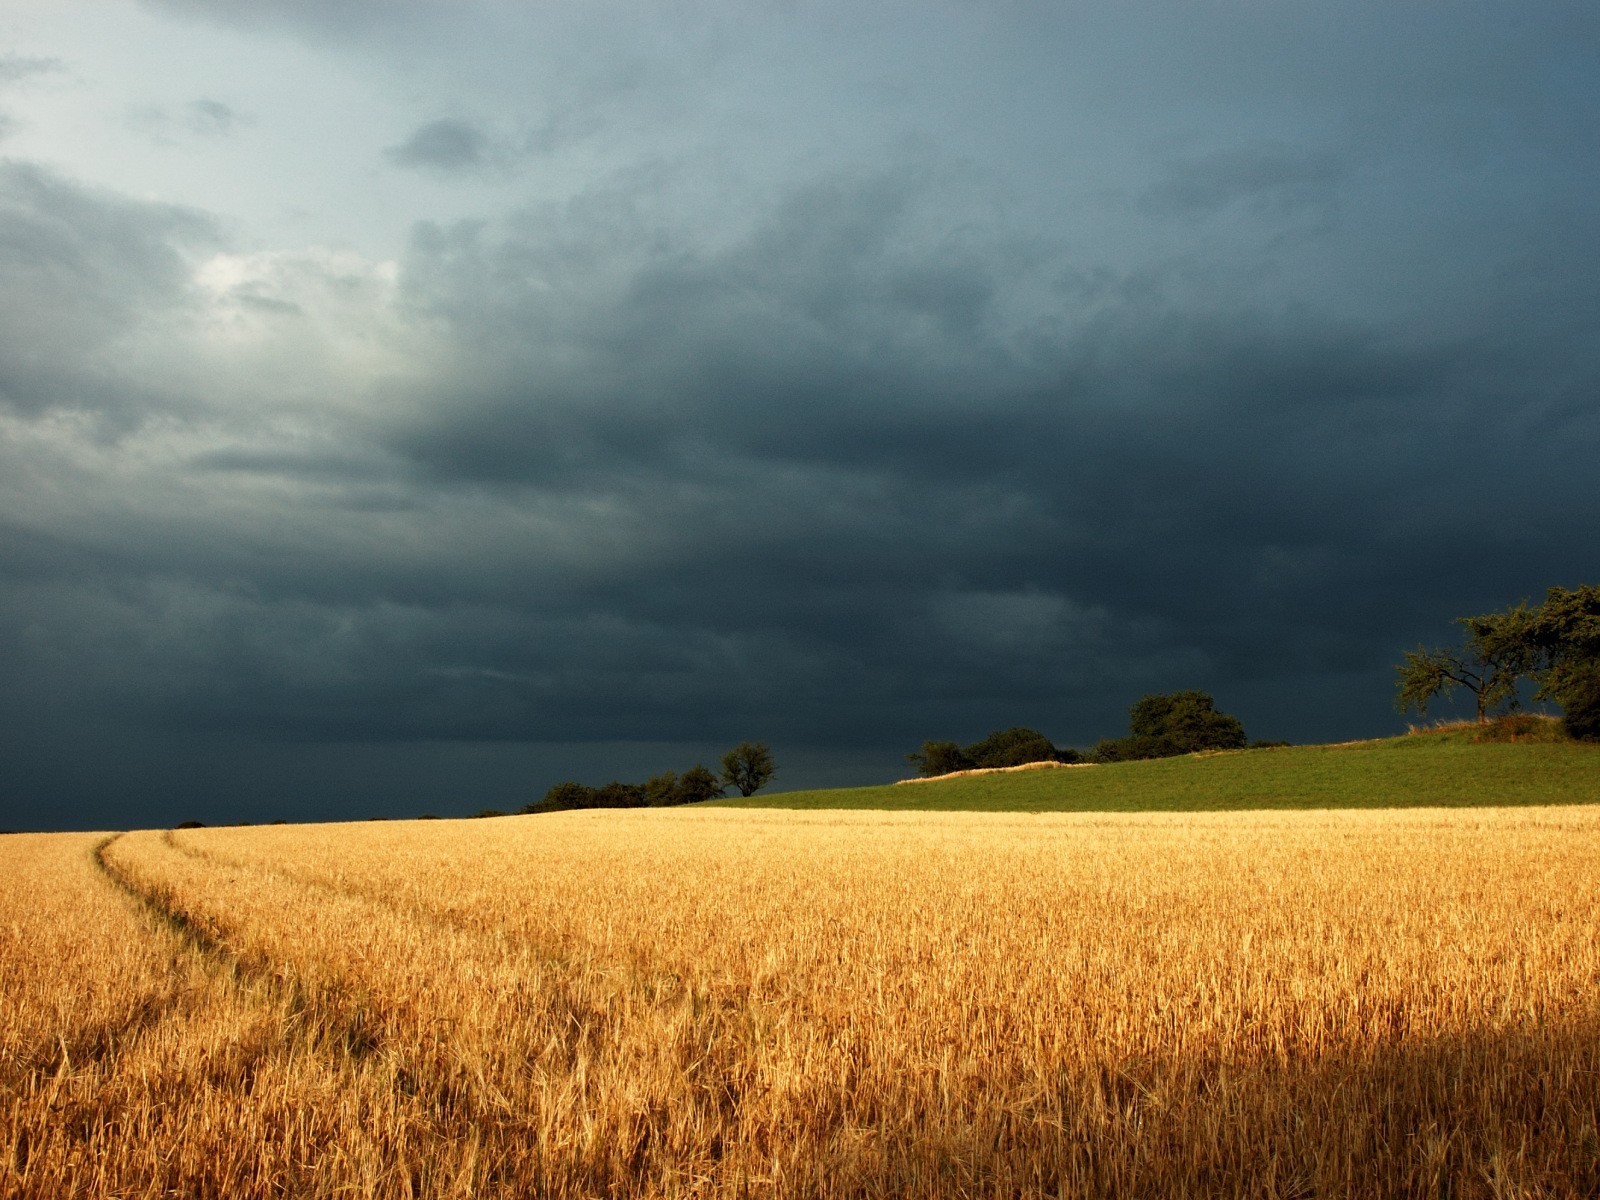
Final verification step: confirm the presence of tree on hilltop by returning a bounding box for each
[908,727,1077,777]
[907,740,973,777]
[1092,691,1246,761]
[1395,603,1540,724]
[1524,585,1600,740]
[720,741,776,797]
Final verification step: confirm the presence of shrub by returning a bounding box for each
[644,771,681,807]
[676,765,725,804]
[592,782,647,809]
[908,740,974,776]
[1093,692,1248,762]
[909,728,1075,776]
[967,727,1079,768]
[1555,662,1600,742]
[529,763,729,813]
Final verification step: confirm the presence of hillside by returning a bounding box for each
[710,729,1600,813]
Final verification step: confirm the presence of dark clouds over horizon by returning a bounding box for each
[2,1,1598,830]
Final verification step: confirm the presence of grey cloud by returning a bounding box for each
[0,55,64,84]
[185,98,247,135]
[371,165,1599,727]
[139,0,434,40]
[385,118,493,172]
[0,55,64,145]
[0,163,218,421]
[128,98,252,142]
[1138,146,1347,222]
[6,158,1596,823]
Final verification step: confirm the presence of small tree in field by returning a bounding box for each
[720,741,776,797]
[1395,604,1540,724]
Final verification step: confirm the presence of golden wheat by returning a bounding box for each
[5,806,1600,1197]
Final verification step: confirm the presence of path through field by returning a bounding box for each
[4,808,1600,1197]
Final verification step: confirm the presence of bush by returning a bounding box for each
[1092,692,1248,762]
[592,782,647,809]
[967,727,1078,768]
[1090,734,1175,763]
[1555,661,1600,742]
[908,740,974,776]
[676,764,726,804]
[908,728,1076,776]
[528,762,729,813]
[532,781,595,812]
[644,770,681,807]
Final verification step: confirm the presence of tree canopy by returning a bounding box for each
[1092,691,1247,762]
[1395,603,1540,724]
[528,758,730,813]
[720,741,776,797]
[1396,586,1600,740]
[908,727,1077,777]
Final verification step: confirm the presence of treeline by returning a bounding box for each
[525,741,777,813]
[1397,584,1600,740]
[908,727,1080,775]
[909,691,1273,776]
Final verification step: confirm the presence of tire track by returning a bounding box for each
[8,836,198,1079]
[94,832,385,1063]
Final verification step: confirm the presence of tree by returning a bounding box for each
[720,741,776,797]
[644,770,681,807]
[531,781,594,812]
[592,781,646,808]
[907,728,1077,777]
[644,765,726,805]
[964,727,1075,768]
[676,764,726,804]
[1395,604,1540,724]
[1526,584,1600,740]
[907,740,973,777]
[1093,691,1246,761]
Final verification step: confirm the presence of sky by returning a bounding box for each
[2,0,1597,830]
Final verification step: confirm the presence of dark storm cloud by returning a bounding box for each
[385,118,492,173]
[4,138,1598,836]
[15,155,1595,817]
[325,162,1596,767]
[0,162,218,421]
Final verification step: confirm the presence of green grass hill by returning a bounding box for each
[710,722,1600,814]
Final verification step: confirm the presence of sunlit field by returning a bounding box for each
[5,806,1600,1197]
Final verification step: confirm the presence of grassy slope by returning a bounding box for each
[710,733,1600,813]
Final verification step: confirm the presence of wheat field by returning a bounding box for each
[4,806,1600,1198]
